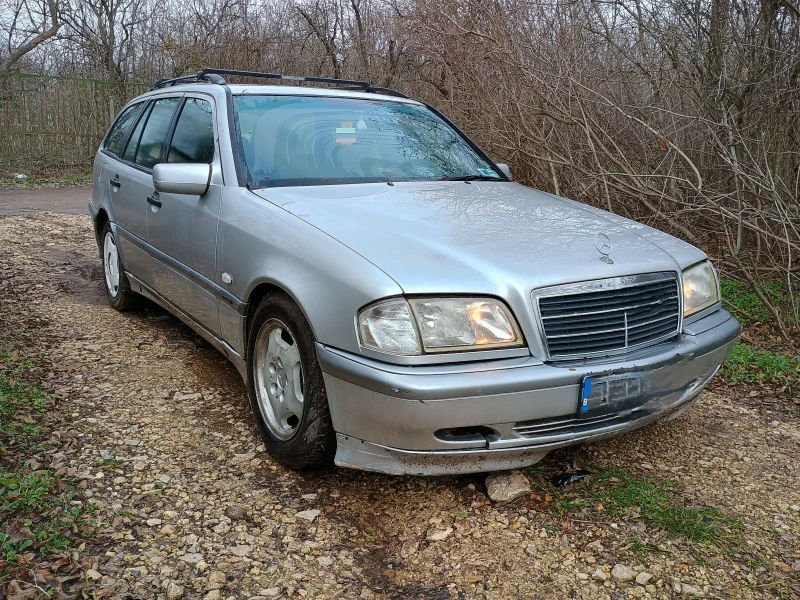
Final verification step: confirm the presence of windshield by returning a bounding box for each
[234,95,503,188]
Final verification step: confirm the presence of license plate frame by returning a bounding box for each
[578,372,651,419]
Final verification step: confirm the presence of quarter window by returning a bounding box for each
[121,102,151,163]
[104,102,144,157]
[134,98,180,170]
[167,98,215,164]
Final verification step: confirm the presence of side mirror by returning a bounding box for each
[496,163,511,180]
[152,163,211,196]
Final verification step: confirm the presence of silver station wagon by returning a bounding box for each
[89,69,740,475]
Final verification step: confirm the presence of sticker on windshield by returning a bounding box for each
[336,122,357,145]
[478,168,500,178]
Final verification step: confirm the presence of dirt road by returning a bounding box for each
[0,186,91,216]
[0,203,798,599]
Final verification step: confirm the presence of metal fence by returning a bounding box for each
[0,73,148,175]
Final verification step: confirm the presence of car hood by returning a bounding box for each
[252,181,706,294]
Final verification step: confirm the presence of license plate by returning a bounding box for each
[578,372,651,419]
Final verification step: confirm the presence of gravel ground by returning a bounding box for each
[1,212,799,600]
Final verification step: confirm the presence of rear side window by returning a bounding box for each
[122,103,151,163]
[104,102,144,156]
[167,98,215,164]
[134,97,180,170]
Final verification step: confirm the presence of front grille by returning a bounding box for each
[535,273,680,359]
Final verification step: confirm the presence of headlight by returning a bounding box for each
[682,262,720,317]
[358,297,524,355]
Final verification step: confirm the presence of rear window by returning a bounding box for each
[104,102,144,157]
[119,97,180,170]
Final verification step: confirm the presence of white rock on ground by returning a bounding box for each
[296,509,321,522]
[485,470,531,502]
[635,571,653,585]
[611,563,637,581]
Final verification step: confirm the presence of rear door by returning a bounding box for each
[145,94,223,335]
[112,96,182,287]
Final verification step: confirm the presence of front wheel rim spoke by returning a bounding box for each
[256,319,304,440]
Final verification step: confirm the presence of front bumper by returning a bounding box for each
[317,309,740,475]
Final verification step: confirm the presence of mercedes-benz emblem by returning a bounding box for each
[594,233,614,263]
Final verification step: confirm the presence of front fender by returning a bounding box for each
[217,188,402,356]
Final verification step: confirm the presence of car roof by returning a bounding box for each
[145,83,422,106]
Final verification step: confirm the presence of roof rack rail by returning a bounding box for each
[149,68,409,98]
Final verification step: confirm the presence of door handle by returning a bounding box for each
[110,175,121,189]
[146,195,162,208]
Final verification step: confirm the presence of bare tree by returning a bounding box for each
[0,0,60,71]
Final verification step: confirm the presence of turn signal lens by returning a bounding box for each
[682,262,720,317]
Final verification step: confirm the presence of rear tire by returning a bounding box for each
[247,292,336,470]
[100,221,139,311]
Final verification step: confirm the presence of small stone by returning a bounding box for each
[262,589,280,598]
[179,553,204,564]
[232,452,256,462]
[317,556,334,567]
[401,541,418,557]
[635,572,653,585]
[125,566,148,578]
[146,518,162,526]
[226,506,247,520]
[680,583,704,596]
[85,569,102,581]
[611,564,636,582]
[426,526,454,541]
[585,540,603,553]
[230,545,251,557]
[592,568,608,581]
[204,591,221,600]
[295,509,321,522]
[159,524,175,535]
[207,571,226,590]
[166,580,184,599]
[485,470,531,502]
[163,510,178,520]
[577,572,589,580]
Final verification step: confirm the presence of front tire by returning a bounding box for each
[100,222,138,311]
[247,293,336,470]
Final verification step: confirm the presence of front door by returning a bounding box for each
[145,94,223,336]
[101,100,151,282]
[111,96,182,287]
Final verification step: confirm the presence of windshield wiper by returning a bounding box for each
[447,174,501,182]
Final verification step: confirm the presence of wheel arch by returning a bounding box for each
[244,281,319,356]
[94,207,109,250]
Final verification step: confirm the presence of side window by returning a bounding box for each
[121,102,152,163]
[167,98,215,164]
[104,102,144,157]
[134,97,180,170]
